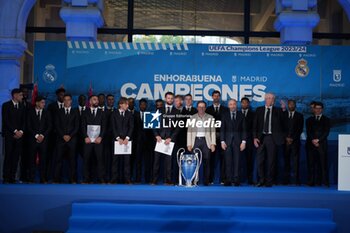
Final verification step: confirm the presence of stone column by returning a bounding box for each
[274,0,320,44]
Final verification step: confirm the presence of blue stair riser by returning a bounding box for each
[67,218,337,233]
[71,204,333,222]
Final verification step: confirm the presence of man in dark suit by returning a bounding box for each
[205,90,228,184]
[152,92,180,185]
[81,95,106,184]
[155,99,164,110]
[27,96,52,183]
[221,99,247,186]
[53,94,80,183]
[47,87,65,181]
[253,93,285,187]
[183,94,198,115]
[19,86,32,183]
[111,97,134,184]
[283,99,304,185]
[2,88,26,183]
[240,97,255,185]
[306,102,330,187]
[127,97,138,183]
[133,98,154,183]
[104,94,115,182]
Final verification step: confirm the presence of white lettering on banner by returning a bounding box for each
[121,83,266,102]
[154,74,223,83]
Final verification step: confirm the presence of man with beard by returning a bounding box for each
[81,95,106,184]
[205,90,228,184]
[151,92,179,185]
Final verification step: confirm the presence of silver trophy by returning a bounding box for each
[177,148,202,187]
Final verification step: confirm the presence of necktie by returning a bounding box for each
[38,110,42,121]
[167,107,170,114]
[316,116,320,121]
[15,104,18,110]
[264,108,270,134]
[215,106,218,113]
[289,112,292,119]
[92,109,96,117]
[233,112,236,120]
[243,110,246,117]
[66,109,69,115]
[122,111,125,117]
[231,111,234,120]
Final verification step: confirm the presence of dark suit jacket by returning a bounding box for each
[26,108,52,140]
[242,109,255,139]
[284,111,304,141]
[111,110,134,140]
[220,111,247,146]
[306,115,330,144]
[55,108,80,139]
[183,106,198,115]
[206,104,228,137]
[81,108,106,139]
[134,110,154,142]
[253,106,285,146]
[1,100,26,138]
[154,106,180,142]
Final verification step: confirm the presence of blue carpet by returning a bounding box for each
[0,184,349,233]
[67,203,337,233]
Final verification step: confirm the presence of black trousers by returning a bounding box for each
[134,137,153,183]
[3,136,23,182]
[284,140,300,184]
[256,135,277,185]
[20,135,30,182]
[111,154,130,182]
[209,138,225,183]
[83,143,104,183]
[152,150,172,183]
[224,141,241,183]
[193,137,211,184]
[29,140,48,182]
[104,135,114,182]
[241,137,254,183]
[307,142,329,185]
[54,138,77,183]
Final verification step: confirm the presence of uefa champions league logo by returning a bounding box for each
[42,64,57,83]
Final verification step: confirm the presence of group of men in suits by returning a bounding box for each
[1,87,331,187]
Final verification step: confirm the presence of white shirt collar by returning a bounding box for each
[12,100,18,106]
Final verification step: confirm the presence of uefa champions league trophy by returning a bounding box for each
[177,148,202,187]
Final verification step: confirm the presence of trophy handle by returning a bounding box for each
[193,148,203,186]
[176,148,185,186]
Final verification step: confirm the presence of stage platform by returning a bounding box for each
[0,184,349,233]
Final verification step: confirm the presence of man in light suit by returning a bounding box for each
[187,101,216,186]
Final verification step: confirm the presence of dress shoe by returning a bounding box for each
[255,182,265,187]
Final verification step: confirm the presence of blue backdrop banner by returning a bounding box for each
[34,41,350,139]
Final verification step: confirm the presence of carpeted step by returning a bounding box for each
[66,203,337,233]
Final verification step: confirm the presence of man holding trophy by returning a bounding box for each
[187,101,216,186]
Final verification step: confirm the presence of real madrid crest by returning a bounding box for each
[42,64,57,83]
[295,58,309,78]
